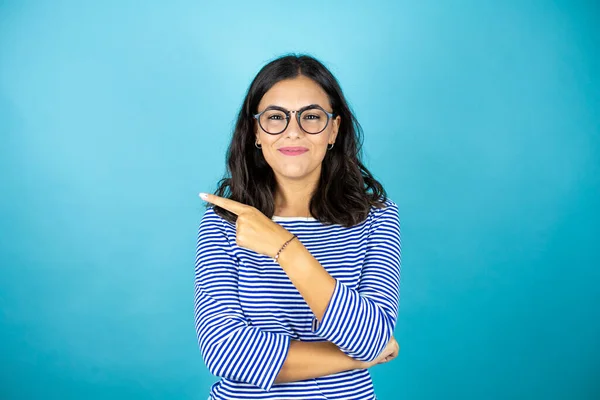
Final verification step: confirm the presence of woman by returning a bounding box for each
[194,54,401,400]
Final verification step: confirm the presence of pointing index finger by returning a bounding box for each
[199,192,247,215]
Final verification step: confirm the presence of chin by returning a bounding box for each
[275,166,310,179]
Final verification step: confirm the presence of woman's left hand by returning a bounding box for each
[200,192,294,258]
[362,336,400,368]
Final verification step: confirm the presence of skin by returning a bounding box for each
[199,76,399,383]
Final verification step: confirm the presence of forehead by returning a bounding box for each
[258,76,331,109]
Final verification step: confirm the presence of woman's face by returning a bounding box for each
[254,76,340,181]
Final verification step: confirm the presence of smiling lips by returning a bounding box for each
[278,147,309,156]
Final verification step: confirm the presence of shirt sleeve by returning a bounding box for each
[314,200,401,362]
[194,207,291,392]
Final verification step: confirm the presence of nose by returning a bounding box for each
[285,111,303,137]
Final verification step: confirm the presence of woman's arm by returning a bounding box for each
[275,340,362,384]
[276,334,400,384]
[277,201,402,363]
[194,209,291,392]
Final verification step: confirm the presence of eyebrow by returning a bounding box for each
[263,103,322,111]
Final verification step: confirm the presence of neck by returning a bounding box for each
[273,170,320,217]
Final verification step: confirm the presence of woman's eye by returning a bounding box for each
[304,114,320,120]
[268,115,284,120]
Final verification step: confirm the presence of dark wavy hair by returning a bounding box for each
[211,53,387,228]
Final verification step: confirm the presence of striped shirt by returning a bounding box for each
[194,199,401,400]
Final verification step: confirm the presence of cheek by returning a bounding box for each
[260,145,281,167]
[263,134,282,147]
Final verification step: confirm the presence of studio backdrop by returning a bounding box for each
[1,1,598,399]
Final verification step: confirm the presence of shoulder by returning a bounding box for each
[368,197,399,220]
[198,206,234,235]
[367,197,400,234]
[199,206,221,227]
[196,207,238,255]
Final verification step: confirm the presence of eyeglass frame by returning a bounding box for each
[252,104,336,135]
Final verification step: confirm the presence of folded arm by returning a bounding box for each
[277,201,402,362]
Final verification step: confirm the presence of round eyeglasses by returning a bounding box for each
[253,105,336,135]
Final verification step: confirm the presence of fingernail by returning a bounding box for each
[199,192,208,200]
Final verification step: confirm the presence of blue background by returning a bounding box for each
[1,1,598,399]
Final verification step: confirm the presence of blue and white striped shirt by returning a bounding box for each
[194,199,401,399]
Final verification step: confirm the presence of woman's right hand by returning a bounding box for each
[359,336,400,369]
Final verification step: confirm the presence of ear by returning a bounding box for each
[254,121,260,144]
[330,115,341,143]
